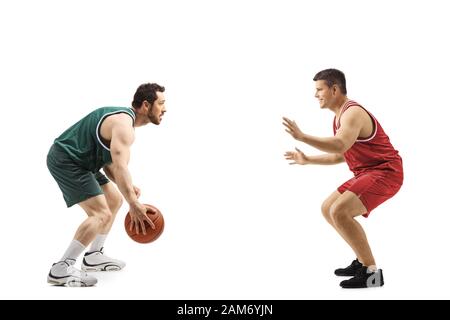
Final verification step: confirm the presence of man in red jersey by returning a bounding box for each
[283,69,403,288]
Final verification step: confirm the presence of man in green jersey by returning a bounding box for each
[46,83,166,286]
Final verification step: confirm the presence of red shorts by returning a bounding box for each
[337,170,403,218]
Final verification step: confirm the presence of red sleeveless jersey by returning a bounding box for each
[333,100,403,176]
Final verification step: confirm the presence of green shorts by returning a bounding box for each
[47,144,110,207]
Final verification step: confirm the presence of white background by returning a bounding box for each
[0,0,449,299]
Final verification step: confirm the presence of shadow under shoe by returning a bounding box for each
[340,266,384,289]
[334,259,363,276]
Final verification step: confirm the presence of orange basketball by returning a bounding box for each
[124,204,164,243]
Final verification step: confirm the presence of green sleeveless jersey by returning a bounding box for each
[54,107,135,172]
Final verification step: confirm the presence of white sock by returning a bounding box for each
[60,239,85,261]
[89,234,107,252]
[368,265,378,272]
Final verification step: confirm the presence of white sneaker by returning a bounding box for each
[81,248,126,272]
[47,259,98,287]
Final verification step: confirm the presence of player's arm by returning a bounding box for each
[108,120,137,205]
[283,108,364,153]
[103,165,116,183]
[107,117,155,233]
[104,160,141,197]
[306,153,345,165]
[284,147,344,165]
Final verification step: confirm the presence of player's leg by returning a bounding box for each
[87,174,123,253]
[75,194,113,246]
[329,191,384,288]
[85,180,123,252]
[321,191,342,227]
[322,190,362,250]
[82,180,126,271]
[47,195,111,286]
[98,181,123,235]
[328,191,374,267]
[322,190,364,276]
[46,146,108,286]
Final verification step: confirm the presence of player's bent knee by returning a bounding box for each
[321,201,331,218]
[329,203,350,226]
[96,209,113,226]
[321,199,335,223]
[109,195,123,214]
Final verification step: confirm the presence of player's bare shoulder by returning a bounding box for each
[341,105,373,137]
[100,113,134,143]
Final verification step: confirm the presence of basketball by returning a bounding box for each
[124,204,164,243]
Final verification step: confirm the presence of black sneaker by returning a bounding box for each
[334,259,363,276]
[340,266,384,289]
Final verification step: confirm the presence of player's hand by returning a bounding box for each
[133,185,141,198]
[284,147,309,165]
[129,201,155,235]
[283,117,304,141]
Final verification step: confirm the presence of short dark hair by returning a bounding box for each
[313,69,347,95]
[132,83,165,108]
